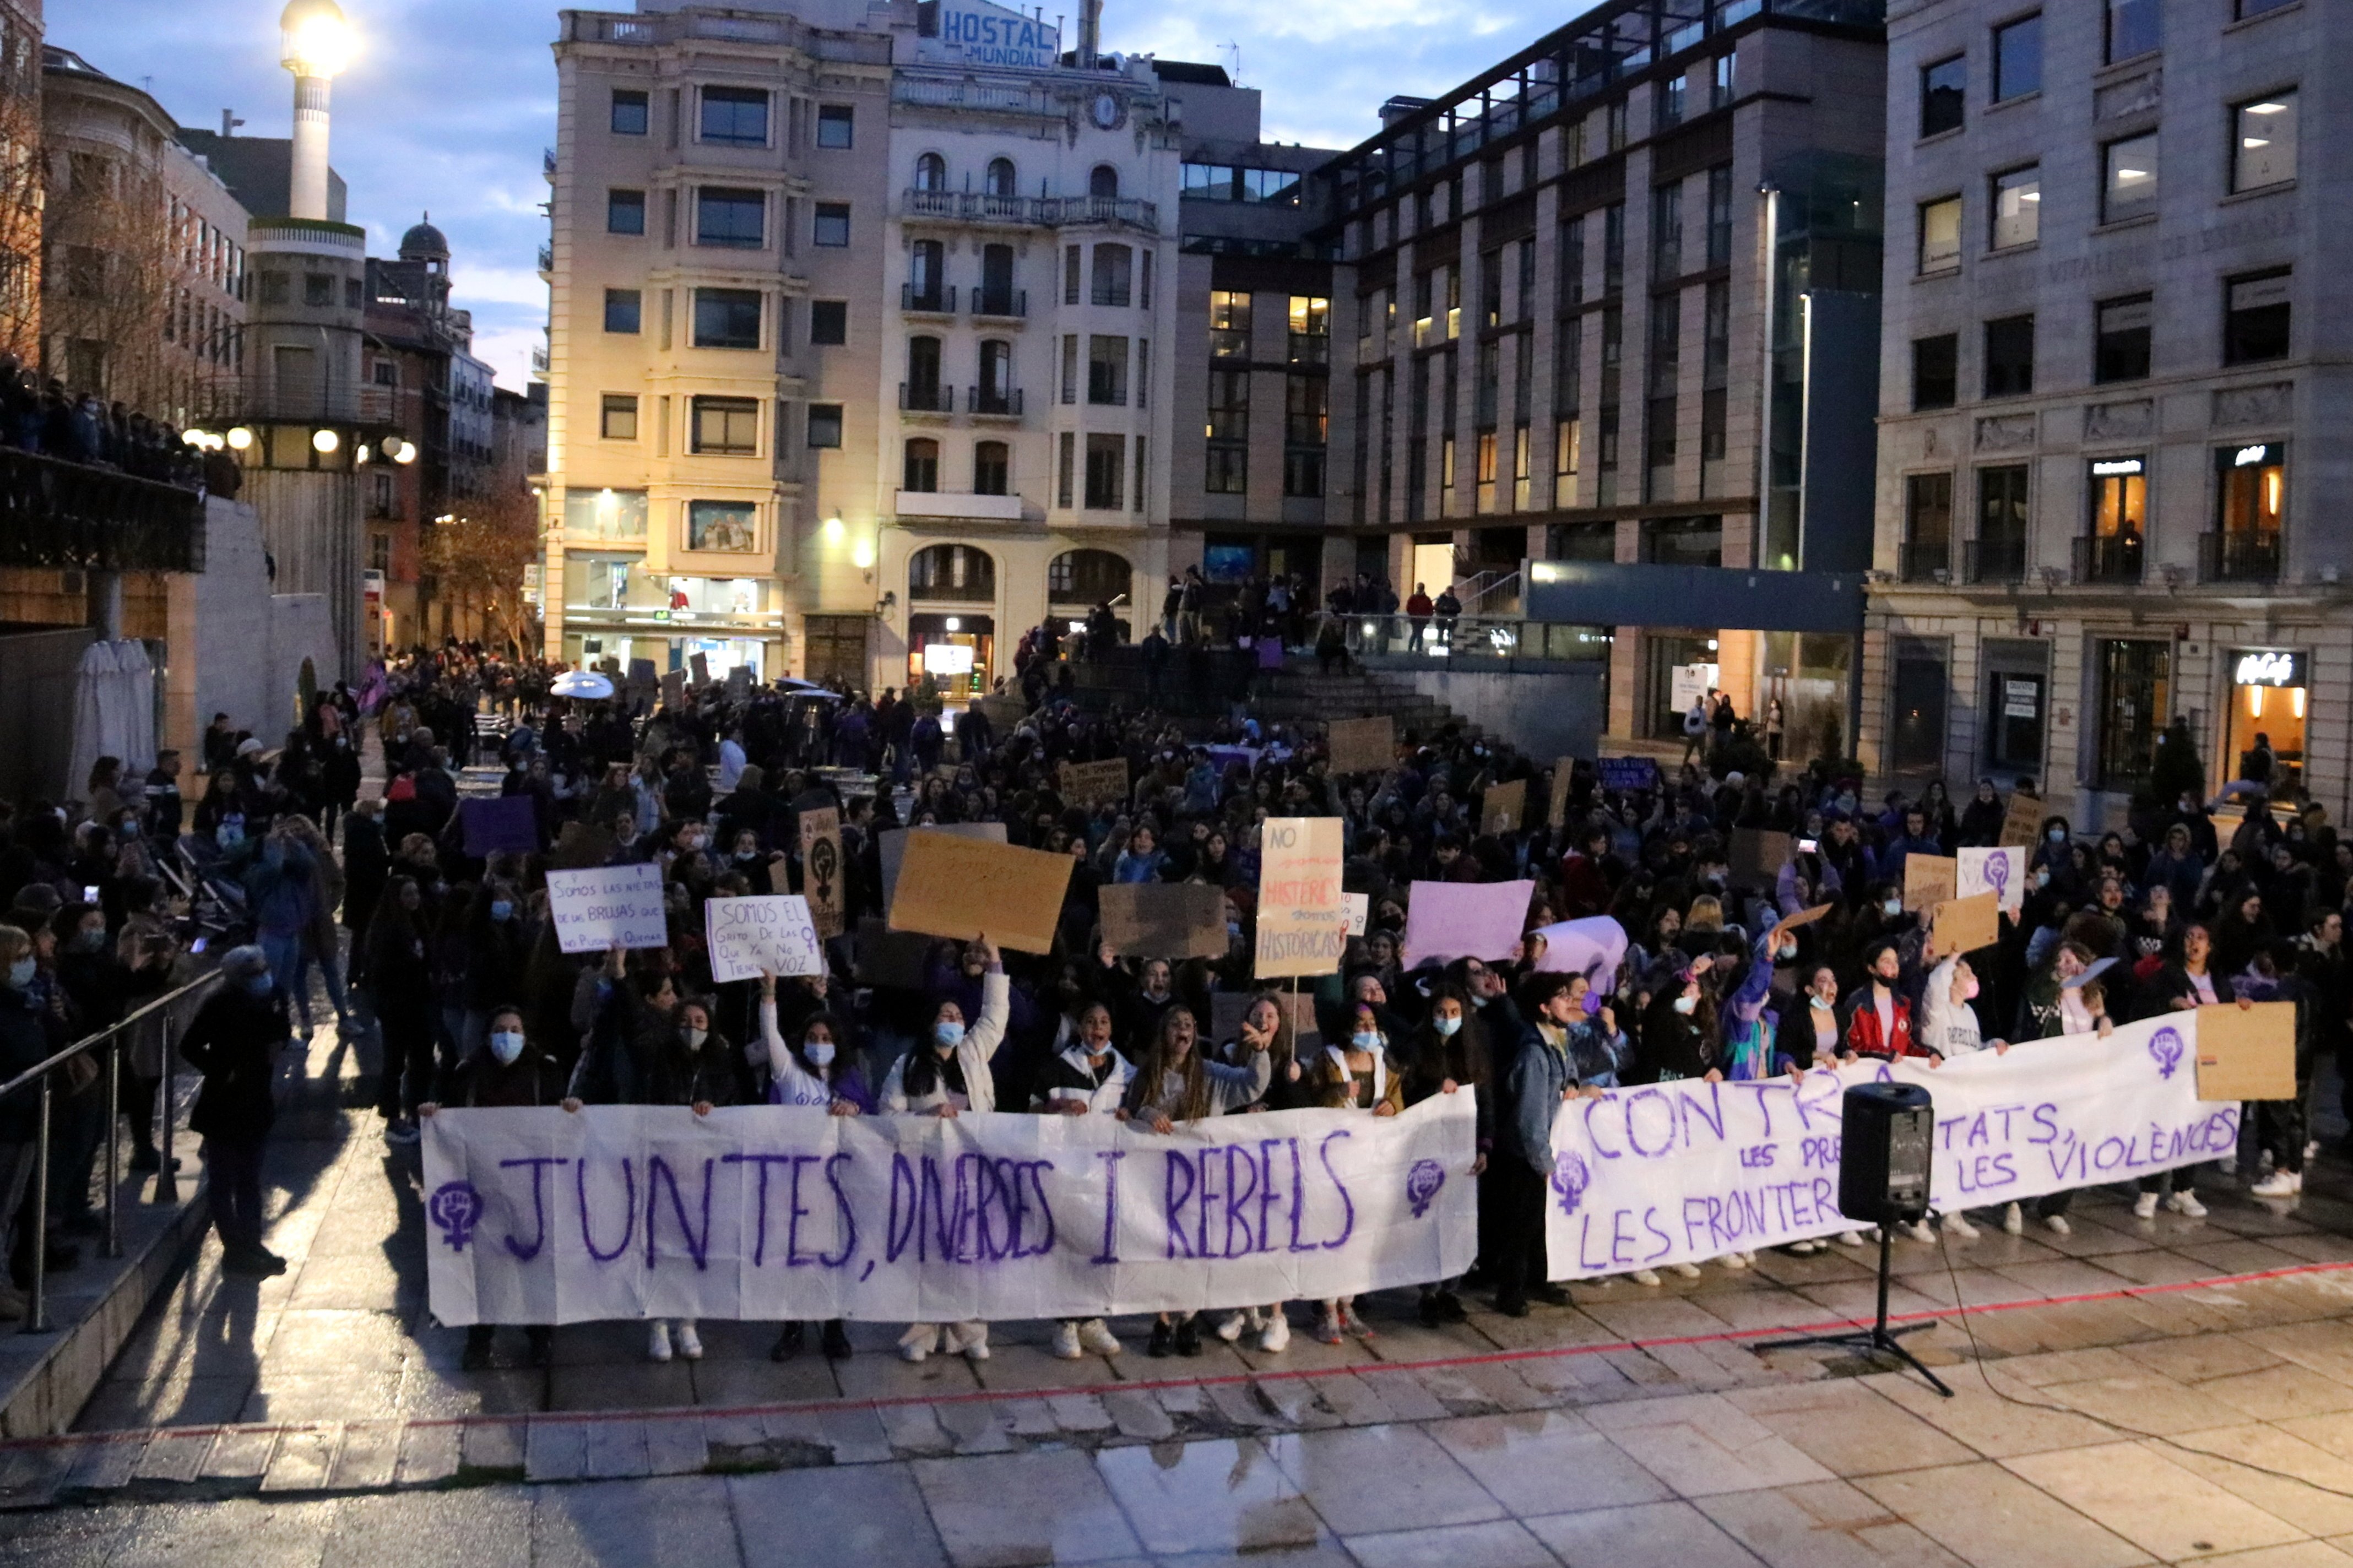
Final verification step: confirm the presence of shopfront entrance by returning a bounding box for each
[908,612,994,696]
[2222,647,2306,799]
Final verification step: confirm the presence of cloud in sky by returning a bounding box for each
[50,0,1593,388]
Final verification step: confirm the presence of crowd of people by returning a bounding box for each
[0,355,209,490]
[0,635,2332,1365]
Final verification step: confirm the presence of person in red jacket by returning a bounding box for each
[1405,583,1435,652]
[1557,826,1614,919]
[1842,940,1923,1059]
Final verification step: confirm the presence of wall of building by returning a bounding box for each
[1383,661,1607,763]
[191,495,340,746]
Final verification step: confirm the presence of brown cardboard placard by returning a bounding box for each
[1548,757,1577,828]
[879,822,1009,905]
[1729,827,1794,886]
[2195,1001,2297,1102]
[1903,854,1958,914]
[660,670,685,711]
[1927,892,1999,958]
[1099,881,1229,960]
[1480,778,1527,835]
[888,831,1074,953]
[689,652,711,686]
[798,806,846,940]
[1255,816,1348,979]
[550,820,617,871]
[853,916,933,990]
[1997,789,2045,848]
[1326,715,1396,776]
[1058,757,1131,810]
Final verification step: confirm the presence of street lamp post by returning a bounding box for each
[280,0,354,223]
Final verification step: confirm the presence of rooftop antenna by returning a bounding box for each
[1222,40,1242,84]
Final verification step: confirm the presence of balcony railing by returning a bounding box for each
[0,447,207,574]
[2200,529,2279,584]
[968,387,1024,417]
[537,243,554,276]
[1965,538,2027,584]
[901,282,957,314]
[899,189,1160,234]
[188,377,395,426]
[1896,541,1951,583]
[543,147,556,181]
[562,9,894,61]
[2073,533,2144,585]
[899,382,955,414]
[973,288,1027,319]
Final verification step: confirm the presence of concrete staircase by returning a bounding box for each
[1253,661,1483,743]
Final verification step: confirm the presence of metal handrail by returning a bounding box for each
[0,968,222,1334]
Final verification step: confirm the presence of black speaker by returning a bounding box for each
[1839,1082,1935,1224]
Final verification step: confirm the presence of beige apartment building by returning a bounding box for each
[544,0,1184,692]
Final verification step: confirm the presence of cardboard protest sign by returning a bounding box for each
[1957,847,2026,915]
[704,896,824,983]
[1997,789,2045,848]
[1256,817,1348,979]
[1480,779,1527,835]
[1401,879,1535,969]
[660,670,684,711]
[689,652,711,685]
[1729,827,1794,885]
[1902,854,1957,914]
[545,864,668,954]
[1344,892,1369,937]
[888,831,1073,954]
[974,694,1027,733]
[1549,758,1578,828]
[1099,882,1228,960]
[459,795,538,858]
[1058,757,1131,810]
[2195,1002,2296,1101]
[854,917,932,989]
[797,806,846,940]
[879,822,1008,906]
[550,820,617,871]
[1325,716,1395,776]
[1596,757,1658,792]
[1927,892,1999,958]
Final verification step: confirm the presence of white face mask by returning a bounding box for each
[685,1026,708,1051]
[1809,993,1835,1011]
[1673,994,1698,1015]
[1883,899,1903,918]
[804,1039,836,1068]
[489,1030,525,1065]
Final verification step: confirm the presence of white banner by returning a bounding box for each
[546,864,668,953]
[1958,847,2025,915]
[422,1093,1476,1325]
[704,894,823,983]
[1546,1011,2237,1277]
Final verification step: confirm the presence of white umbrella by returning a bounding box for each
[551,670,615,700]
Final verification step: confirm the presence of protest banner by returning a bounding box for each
[545,864,668,954]
[1326,716,1395,776]
[2195,1001,2296,1101]
[690,652,711,685]
[1058,758,1131,810]
[1546,1011,2238,1276]
[854,918,933,990]
[704,896,825,984]
[1729,827,1793,885]
[1530,916,1629,984]
[1548,758,1577,828]
[1997,789,2045,848]
[660,670,684,712]
[1401,880,1535,968]
[1927,891,2000,958]
[459,796,538,858]
[1902,854,1956,914]
[550,820,616,871]
[889,832,1072,954]
[1480,779,1527,835]
[879,822,1009,906]
[1956,846,2025,915]
[1344,893,1369,937]
[1099,882,1228,961]
[1255,817,1347,979]
[422,1092,1476,1325]
[798,807,847,940]
[1596,757,1658,793]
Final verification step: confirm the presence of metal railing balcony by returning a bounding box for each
[972,288,1027,319]
[1965,538,2027,584]
[899,189,1159,234]
[2200,529,2279,584]
[2073,533,2144,585]
[968,387,1024,417]
[898,382,955,414]
[901,282,956,314]
[0,447,209,573]
[1896,541,1952,583]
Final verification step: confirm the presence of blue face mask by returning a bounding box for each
[490,900,514,923]
[933,1021,966,1051]
[4,958,31,989]
[1433,1014,1462,1037]
[244,974,274,999]
[1352,1029,1380,1051]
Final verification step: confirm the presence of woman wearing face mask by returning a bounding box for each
[1033,1000,1131,1361]
[420,1006,561,1369]
[1400,984,1490,1325]
[367,877,437,1144]
[1204,994,1304,1352]
[880,935,1011,1364]
[179,945,292,1277]
[1120,1004,1271,1355]
[1917,954,2011,1238]
[1770,965,1866,1252]
[2133,923,2244,1220]
[48,903,129,1238]
[1294,1001,1405,1342]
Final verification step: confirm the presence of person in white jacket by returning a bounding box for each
[751,972,868,1363]
[880,935,1011,1363]
[1917,953,2010,1241]
[1032,1001,1132,1360]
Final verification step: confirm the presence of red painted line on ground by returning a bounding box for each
[10,1255,2350,1453]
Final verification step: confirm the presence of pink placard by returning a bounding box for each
[1401,879,1536,969]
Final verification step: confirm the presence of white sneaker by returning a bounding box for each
[647,1321,673,1363]
[674,1322,703,1360]
[2046,1214,2073,1236]
[2003,1202,2024,1235]
[1216,1309,1254,1343]
[1630,1268,1663,1287]
[1836,1231,1867,1248]
[1052,1321,1083,1360]
[1902,1220,1936,1244]
[1720,1251,1749,1269]
[2133,1192,2160,1220]
[958,1325,990,1361]
[2166,1190,2208,1218]
[1077,1319,1122,1357]
[898,1325,934,1364]
[1669,1261,1702,1279]
[1258,1311,1291,1353]
[2306,1141,2321,1162]
[1942,1212,1980,1240]
[2249,1170,2302,1198]
[1787,1239,1821,1255]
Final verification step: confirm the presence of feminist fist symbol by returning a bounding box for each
[429,1181,485,1252]
[2149,1028,2185,1081]
[1984,853,2010,904]
[1406,1159,1445,1219]
[1550,1151,1591,1217]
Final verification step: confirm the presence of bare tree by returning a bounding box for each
[0,40,41,367]
[40,141,173,408]
[420,481,542,654]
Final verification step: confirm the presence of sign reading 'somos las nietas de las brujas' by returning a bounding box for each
[918,0,1061,70]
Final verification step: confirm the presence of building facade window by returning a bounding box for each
[986,158,1016,197]
[914,152,946,192]
[1711,52,1735,111]
[809,300,847,345]
[1705,166,1733,268]
[2095,293,2152,382]
[805,404,842,448]
[2224,269,2291,365]
[1286,374,1327,498]
[1655,74,1684,131]
[696,187,765,248]
[1919,196,1961,273]
[1921,55,1965,136]
[1993,13,2042,101]
[816,104,854,148]
[607,189,646,235]
[691,287,762,349]
[1091,243,1132,307]
[1913,333,1958,411]
[1975,464,2030,581]
[1651,181,1683,281]
[2094,639,2170,788]
[1288,296,1329,364]
[1985,313,2035,397]
[1991,166,2040,249]
[611,89,649,135]
[812,202,849,247]
[603,287,641,334]
[600,394,638,441]
[2106,0,2159,61]
[1087,334,1129,405]
[2102,134,2157,223]
[700,85,768,146]
[1902,471,1953,580]
[2233,94,2297,192]
[1559,214,1585,308]
[686,501,759,554]
[974,440,1010,495]
[903,437,939,492]
[1208,290,1251,357]
[1206,369,1249,492]
[2214,441,2285,569]
[690,396,760,455]
[1057,432,1075,507]
[1084,433,1125,509]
